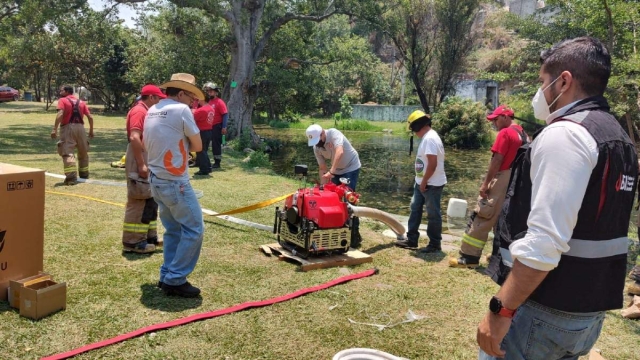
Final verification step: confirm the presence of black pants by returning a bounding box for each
[196,129,213,173]
[212,123,222,161]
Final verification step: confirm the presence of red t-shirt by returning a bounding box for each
[491,124,526,171]
[208,97,228,126]
[193,105,215,131]
[126,102,149,140]
[57,95,90,126]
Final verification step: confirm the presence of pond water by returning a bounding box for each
[256,127,491,222]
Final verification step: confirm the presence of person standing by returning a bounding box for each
[395,110,447,253]
[306,124,363,248]
[51,85,94,185]
[477,37,637,360]
[144,73,204,298]
[203,82,228,169]
[121,84,165,254]
[193,99,215,176]
[449,105,528,268]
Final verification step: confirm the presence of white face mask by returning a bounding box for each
[531,75,564,122]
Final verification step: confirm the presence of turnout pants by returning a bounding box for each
[57,123,89,181]
[122,143,158,247]
[461,169,511,258]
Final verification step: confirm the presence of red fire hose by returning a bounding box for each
[41,268,378,360]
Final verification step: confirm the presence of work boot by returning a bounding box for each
[628,281,640,296]
[147,236,163,248]
[123,241,155,254]
[64,179,78,186]
[161,281,201,298]
[449,254,481,269]
[79,173,89,179]
[629,265,640,282]
[418,245,442,254]
[212,159,221,169]
[395,239,418,249]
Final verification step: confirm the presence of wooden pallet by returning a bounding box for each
[260,243,372,271]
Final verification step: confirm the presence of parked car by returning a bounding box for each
[0,86,20,102]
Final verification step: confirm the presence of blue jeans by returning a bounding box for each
[150,174,204,286]
[478,300,605,360]
[331,168,360,191]
[407,183,443,247]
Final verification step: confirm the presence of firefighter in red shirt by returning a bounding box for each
[122,85,165,253]
[51,85,94,185]
[193,99,215,175]
[203,82,228,169]
[450,105,530,268]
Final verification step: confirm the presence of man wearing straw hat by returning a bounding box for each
[144,73,204,298]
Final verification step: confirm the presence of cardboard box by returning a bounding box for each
[19,279,66,320]
[8,272,51,309]
[0,163,45,301]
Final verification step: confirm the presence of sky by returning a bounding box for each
[87,0,139,28]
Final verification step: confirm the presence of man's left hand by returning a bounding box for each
[419,182,428,193]
[479,183,489,199]
[322,171,333,180]
[221,128,227,135]
[477,312,511,358]
[88,130,94,139]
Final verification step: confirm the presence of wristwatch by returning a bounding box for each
[489,296,517,318]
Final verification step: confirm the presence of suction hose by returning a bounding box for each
[349,205,407,240]
[333,348,408,360]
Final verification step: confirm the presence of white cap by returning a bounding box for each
[306,124,323,146]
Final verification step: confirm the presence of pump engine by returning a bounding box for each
[274,165,360,258]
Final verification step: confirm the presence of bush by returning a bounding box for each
[244,150,272,169]
[268,120,291,129]
[233,132,252,152]
[431,97,492,149]
[337,119,381,131]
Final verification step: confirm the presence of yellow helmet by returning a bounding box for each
[407,110,429,131]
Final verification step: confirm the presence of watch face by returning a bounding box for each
[489,296,501,314]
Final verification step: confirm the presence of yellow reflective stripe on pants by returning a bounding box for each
[79,166,89,172]
[123,223,149,233]
[64,167,76,172]
[148,221,157,230]
[462,233,486,249]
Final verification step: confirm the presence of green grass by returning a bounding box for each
[0,101,638,360]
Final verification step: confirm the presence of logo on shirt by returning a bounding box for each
[415,159,425,175]
[163,139,188,176]
[615,173,635,192]
[207,112,214,125]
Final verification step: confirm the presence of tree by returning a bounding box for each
[116,0,378,145]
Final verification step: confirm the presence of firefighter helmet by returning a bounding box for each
[203,82,220,91]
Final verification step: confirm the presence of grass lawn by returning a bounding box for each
[0,101,638,360]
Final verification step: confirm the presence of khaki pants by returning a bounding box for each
[122,143,158,246]
[57,123,89,181]
[461,169,511,258]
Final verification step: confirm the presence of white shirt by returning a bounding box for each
[414,129,447,186]
[509,101,599,271]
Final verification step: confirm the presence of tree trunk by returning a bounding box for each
[226,39,261,146]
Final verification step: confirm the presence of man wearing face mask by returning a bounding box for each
[477,37,638,359]
[306,124,363,248]
[449,106,528,268]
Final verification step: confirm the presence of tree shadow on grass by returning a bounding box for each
[139,283,202,312]
[410,250,446,263]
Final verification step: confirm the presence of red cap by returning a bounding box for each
[487,105,514,120]
[140,84,166,98]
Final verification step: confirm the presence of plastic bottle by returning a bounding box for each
[222,135,226,145]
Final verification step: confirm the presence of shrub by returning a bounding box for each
[244,150,272,169]
[268,120,291,129]
[233,132,252,152]
[431,97,492,149]
[339,94,352,118]
[338,119,381,131]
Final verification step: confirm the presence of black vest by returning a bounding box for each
[488,96,638,312]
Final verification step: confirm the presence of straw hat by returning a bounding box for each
[160,73,205,101]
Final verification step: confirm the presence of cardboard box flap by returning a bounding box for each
[0,163,44,175]
[8,272,51,309]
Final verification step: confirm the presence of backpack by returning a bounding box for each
[67,98,83,124]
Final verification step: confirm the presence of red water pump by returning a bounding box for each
[274,165,360,258]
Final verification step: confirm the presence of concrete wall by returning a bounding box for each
[454,80,499,107]
[508,0,540,17]
[351,105,422,122]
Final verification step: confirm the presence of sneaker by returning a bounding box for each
[194,171,210,176]
[161,281,201,298]
[449,254,480,268]
[157,281,164,289]
[147,237,163,248]
[395,240,418,249]
[628,281,640,296]
[418,245,442,254]
[123,242,156,254]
